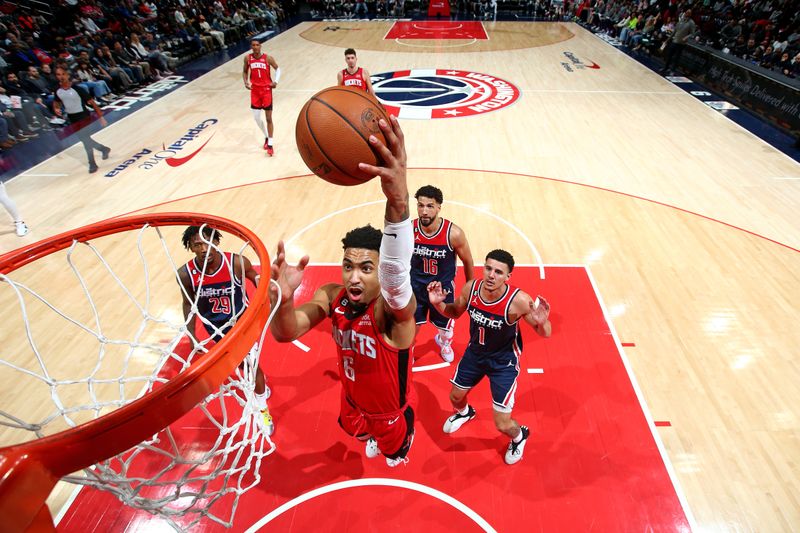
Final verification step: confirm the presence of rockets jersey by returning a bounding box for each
[330,289,412,414]
[411,218,457,286]
[466,280,523,358]
[184,252,246,333]
[341,67,368,91]
[248,53,272,87]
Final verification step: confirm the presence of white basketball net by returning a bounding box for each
[0,222,278,530]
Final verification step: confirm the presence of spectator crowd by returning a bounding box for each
[0,0,294,153]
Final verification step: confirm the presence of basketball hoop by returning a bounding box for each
[0,213,275,531]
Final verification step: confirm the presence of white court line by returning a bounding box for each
[526,368,544,374]
[292,340,311,352]
[583,265,698,530]
[244,478,497,533]
[286,200,545,280]
[413,362,450,372]
[18,173,69,177]
[772,176,800,180]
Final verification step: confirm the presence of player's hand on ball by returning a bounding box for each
[358,115,407,189]
[270,240,310,304]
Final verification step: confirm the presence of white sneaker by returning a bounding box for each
[260,407,275,436]
[263,385,271,400]
[504,426,530,465]
[440,345,454,363]
[443,405,475,433]
[15,221,28,237]
[385,431,413,467]
[365,438,379,458]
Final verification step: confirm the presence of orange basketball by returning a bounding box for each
[295,86,391,186]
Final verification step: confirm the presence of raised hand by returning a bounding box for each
[358,115,408,223]
[427,281,450,306]
[270,240,310,304]
[528,295,550,325]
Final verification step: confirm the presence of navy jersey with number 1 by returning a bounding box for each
[466,280,523,358]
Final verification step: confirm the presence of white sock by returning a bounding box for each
[267,137,273,146]
[0,182,21,221]
[255,391,269,410]
[251,109,267,136]
[457,405,469,416]
[513,426,524,442]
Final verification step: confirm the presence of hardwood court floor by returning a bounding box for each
[1,21,799,531]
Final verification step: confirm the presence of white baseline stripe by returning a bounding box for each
[583,265,698,529]
[244,478,497,532]
[526,368,544,374]
[413,362,450,372]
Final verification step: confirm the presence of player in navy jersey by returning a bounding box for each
[337,48,374,94]
[411,185,474,362]
[270,116,417,467]
[178,225,275,435]
[427,249,551,464]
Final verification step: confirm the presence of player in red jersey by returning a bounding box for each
[243,39,280,155]
[270,116,416,467]
[337,48,374,94]
[427,249,551,465]
[178,225,275,435]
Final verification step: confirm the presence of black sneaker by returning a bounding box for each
[504,425,530,465]
[101,147,111,160]
[443,405,476,433]
[89,163,98,173]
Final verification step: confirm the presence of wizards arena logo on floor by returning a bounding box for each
[105,119,217,178]
[372,70,520,119]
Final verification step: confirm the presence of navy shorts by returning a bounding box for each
[451,345,520,413]
[412,279,454,329]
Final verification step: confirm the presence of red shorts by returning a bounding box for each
[251,85,273,109]
[338,391,415,459]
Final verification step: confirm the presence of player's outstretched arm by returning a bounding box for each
[429,280,471,319]
[451,224,475,282]
[360,116,416,326]
[269,241,330,342]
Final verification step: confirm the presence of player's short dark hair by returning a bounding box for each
[414,185,443,204]
[342,225,381,252]
[344,48,356,56]
[251,38,261,44]
[486,249,515,273]
[182,225,222,250]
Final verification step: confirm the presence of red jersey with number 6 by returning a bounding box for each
[466,280,523,357]
[330,288,413,414]
[185,252,246,336]
[341,67,368,91]
[248,53,272,87]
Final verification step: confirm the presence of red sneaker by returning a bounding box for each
[266,144,274,156]
[263,137,269,150]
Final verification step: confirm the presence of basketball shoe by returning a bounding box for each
[504,426,530,465]
[365,438,380,459]
[14,221,29,237]
[443,405,475,433]
[434,333,454,363]
[385,431,413,467]
[260,407,275,436]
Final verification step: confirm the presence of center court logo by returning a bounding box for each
[372,69,520,119]
[105,118,217,178]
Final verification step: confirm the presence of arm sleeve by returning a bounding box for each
[378,217,414,310]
